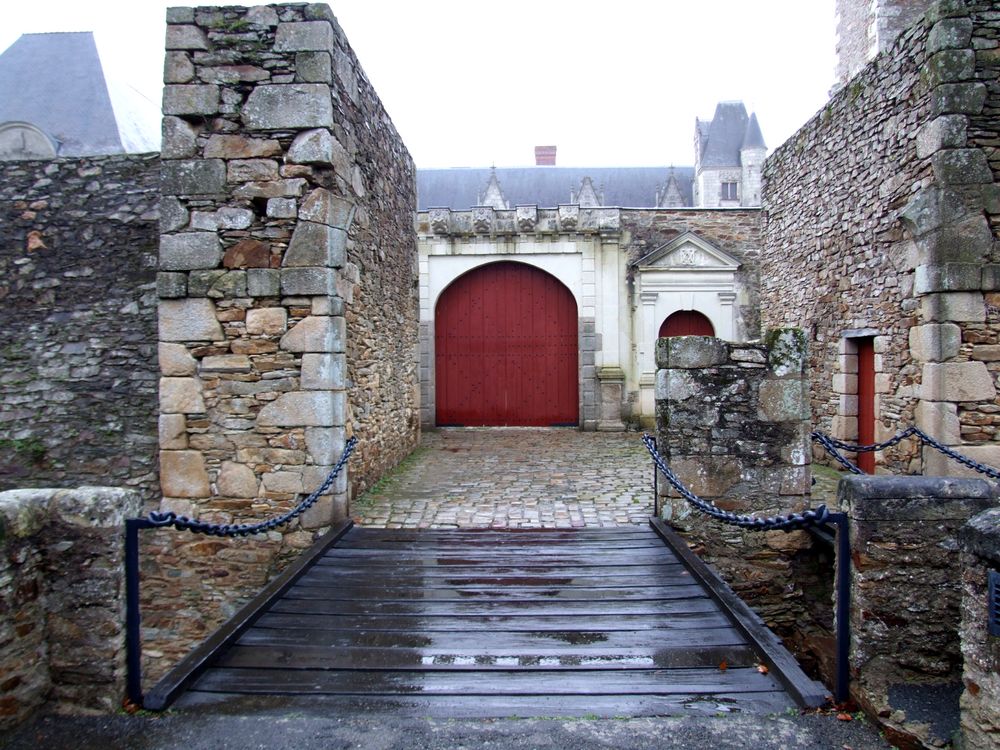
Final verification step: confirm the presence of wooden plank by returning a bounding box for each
[284,583,698,601]
[215,643,760,671]
[297,570,691,588]
[317,549,680,563]
[143,520,354,711]
[335,538,668,551]
[187,665,786,696]
[270,586,722,621]
[173,690,795,717]
[309,561,686,576]
[252,612,730,633]
[649,518,828,708]
[237,626,748,651]
[283,585,705,617]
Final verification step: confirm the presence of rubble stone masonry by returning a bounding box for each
[0,487,141,729]
[959,507,1000,750]
[654,331,816,640]
[840,475,993,742]
[762,1,1000,476]
[0,154,160,502]
[146,3,417,680]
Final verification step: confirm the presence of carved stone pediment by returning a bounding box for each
[635,232,740,271]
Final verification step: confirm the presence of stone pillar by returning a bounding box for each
[596,366,625,431]
[0,487,141,728]
[159,5,353,532]
[840,475,994,744]
[653,329,812,631]
[959,508,1000,750]
[898,9,999,476]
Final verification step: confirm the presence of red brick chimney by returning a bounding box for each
[534,145,556,166]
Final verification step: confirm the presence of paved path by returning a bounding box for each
[352,428,653,529]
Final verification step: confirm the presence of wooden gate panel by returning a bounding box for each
[435,262,578,426]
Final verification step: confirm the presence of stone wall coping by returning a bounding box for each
[840,475,995,520]
[0,487,140,536]
[960,507,1000,563]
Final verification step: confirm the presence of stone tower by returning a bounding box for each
[834,0,933,86]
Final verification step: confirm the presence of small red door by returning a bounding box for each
[856,338,876,473]
[659,310,715,337]
[435,262,578,426]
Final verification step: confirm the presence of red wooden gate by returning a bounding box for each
[856,337,876,474]
[435,262,578,426]
[659,310,715,337]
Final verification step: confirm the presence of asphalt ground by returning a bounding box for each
[1,711,894,750]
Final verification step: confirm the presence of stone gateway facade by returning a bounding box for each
[2,0,1000,738]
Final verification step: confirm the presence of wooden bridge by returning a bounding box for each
[145,519,827,717]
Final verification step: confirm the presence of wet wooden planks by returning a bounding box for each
[166,524,811,717]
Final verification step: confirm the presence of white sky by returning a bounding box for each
[0,0,838,167]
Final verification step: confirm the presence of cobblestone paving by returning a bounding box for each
[352,428,654,529]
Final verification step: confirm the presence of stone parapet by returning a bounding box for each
[416,206,621,238]
[653,329,813,636]
[840,475,994,744]
[959,507,1000,750]
[0,487,141,729]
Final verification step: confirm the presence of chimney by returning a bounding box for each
[534,145,556,166]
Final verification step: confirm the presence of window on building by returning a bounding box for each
[720,182,738,201]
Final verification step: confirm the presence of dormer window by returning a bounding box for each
[720,182,738,201]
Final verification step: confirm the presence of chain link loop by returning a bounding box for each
[146,436,358,536]
[642,434,830,532]
[810,427,1000,481]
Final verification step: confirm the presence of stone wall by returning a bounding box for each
[960,507,1000,750]
[761,1,1000,475]
[840,475,993,745]
[653,330,815,640]
[146,3,416,681]
[0,155,160,502]
[0,487,141,729]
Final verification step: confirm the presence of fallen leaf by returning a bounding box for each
[836,712,853,721]
[757,663,769,674]
[718,660,728,671]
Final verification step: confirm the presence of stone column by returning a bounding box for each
[959,508,1000,750]
[159,5,354,532]
[840,475,993,744]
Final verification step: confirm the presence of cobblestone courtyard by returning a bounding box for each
[352,428,654,528]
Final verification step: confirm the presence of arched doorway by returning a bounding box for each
[435,262,578,426]
[659,310,715,337]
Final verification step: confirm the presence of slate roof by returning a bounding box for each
[700,101,751,168]
[0,32,123,156]
[416,166,695,210]
[742,113,766,150]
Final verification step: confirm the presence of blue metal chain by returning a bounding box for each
[641,434,830,531]
[811,427,1000,481]
[146,435,358,536]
